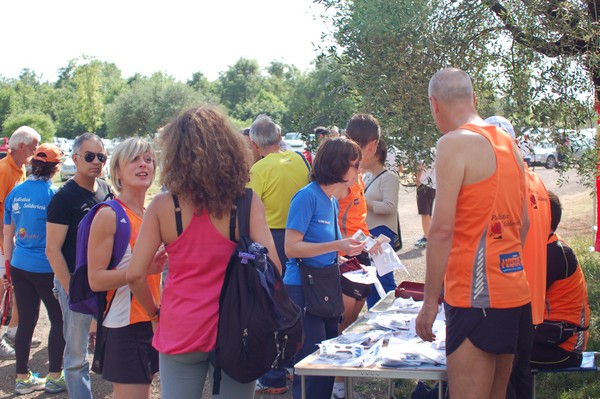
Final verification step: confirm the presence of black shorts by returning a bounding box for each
[416,185,436,215]
[445,303,532,356]
[102,322,159,384]
[341,251,372,300]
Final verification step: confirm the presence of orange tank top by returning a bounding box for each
[522,167,551,324]
[546,234,589,354]
[444,124,530,309]
[337,176,369,237]
[105,200,161,326]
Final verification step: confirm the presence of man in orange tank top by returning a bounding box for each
[415,68,531,399]
[485,115,551,399]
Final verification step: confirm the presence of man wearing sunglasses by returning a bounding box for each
[46,133,113,399]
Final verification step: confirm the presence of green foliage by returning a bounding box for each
[104,72,207,138]
[2,112,56,142]
[284,56,359,136]
[74,60,104,133]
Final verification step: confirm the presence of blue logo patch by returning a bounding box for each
[499,252,523,273]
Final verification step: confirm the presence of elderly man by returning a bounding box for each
[415,68,531,399]
[0,126,41,359]
[248,114,310,394]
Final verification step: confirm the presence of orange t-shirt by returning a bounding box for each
[522,166,551,324]
[546,234,590,354]
[0,153,26,218]
[444,124,530,309]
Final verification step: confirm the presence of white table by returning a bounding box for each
[294,292,447,399]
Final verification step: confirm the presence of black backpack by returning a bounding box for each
[212,188,303,394]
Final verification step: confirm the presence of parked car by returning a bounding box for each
[283,132,313,164]
[0,137,9,159]
[60,155,76,181]
[60,154,111,181]
[531,141,558,169]
[283,132,306,151]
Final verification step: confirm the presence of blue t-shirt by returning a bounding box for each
[283,181,341,286]
[4,178,57,273]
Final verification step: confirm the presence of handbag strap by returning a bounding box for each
[364,169,387,192]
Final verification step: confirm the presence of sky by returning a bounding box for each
[1,0,328,83]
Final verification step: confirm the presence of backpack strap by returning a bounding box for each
[229,207,237,242]
[236,188,253,239]
[295,150,311,172]
[97,199,131,270]
[172,194,183,237]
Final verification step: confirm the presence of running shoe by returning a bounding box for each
[15,371,46,395]
[45,371,67,394]
[0,336,15,359]
[414,237,427,248]
[3,332,42,348]
[255,380,288,395]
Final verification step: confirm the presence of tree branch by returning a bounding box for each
[482,0,591,57]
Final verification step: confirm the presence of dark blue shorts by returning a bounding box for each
[445,303,532,356]
[416,185,436,215]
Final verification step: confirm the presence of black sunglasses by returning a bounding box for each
[78,151,107,163]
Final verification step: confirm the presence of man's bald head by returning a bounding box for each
[428,68,474,103]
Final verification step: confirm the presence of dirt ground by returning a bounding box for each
[0,167,593,399]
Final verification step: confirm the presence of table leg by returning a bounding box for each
[438,379,443,399]
[301,375,306,399]
[346,377,354,398]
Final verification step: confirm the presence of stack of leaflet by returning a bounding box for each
[315,331,386,367]
[379,336,446,367]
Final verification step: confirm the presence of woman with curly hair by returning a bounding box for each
[127,105,279,398]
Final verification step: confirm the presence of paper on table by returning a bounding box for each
[371,242,407,276]
[343,266,387,298]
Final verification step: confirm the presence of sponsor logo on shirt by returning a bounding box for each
[499,252,523,273]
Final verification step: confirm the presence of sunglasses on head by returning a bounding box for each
[78,151,107,163]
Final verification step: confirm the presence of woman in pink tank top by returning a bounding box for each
[127,106,278,399]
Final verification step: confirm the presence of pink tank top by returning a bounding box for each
[152,210,236,354]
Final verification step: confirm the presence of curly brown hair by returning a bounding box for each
[159,106,252,217]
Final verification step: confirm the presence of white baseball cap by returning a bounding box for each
[485,115,516,139]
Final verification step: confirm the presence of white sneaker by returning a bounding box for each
[3,332,42,348]
[0,337,15,359]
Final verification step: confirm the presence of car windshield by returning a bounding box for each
[285,133,301,140]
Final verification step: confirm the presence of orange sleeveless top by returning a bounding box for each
[444,124,530,309]
[522,167,551,324]
[546,234,589,354]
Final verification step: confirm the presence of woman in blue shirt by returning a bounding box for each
[3,144,66,394]
[284,137,365,399]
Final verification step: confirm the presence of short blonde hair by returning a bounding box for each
[110,137,155,192]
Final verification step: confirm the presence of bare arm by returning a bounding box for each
[285,229,364,259]
[87,207,128,292]
[416,136,464,342]
[3,224,15,263]
[126,198,163,318]
[46,222,71,291]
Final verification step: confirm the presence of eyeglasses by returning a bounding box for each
[77,151,107,163]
